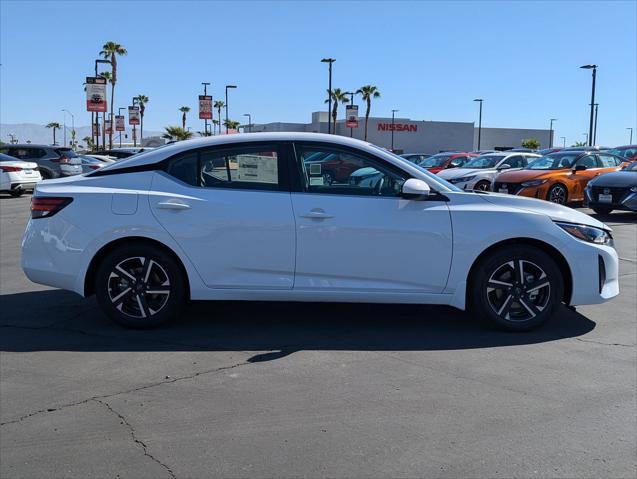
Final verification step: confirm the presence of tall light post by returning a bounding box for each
[321,58,335,134]
[628,127,634,144]
[118,107,125,147]
[593,103,599,145]
[583,132,589,144]
[62,109,75,149]
[579,64,597,146]
[243,113,252,133]
[391,109,399,152]
[474,99,484,150]
[225,85,237,134]
[202,82,211,135]
[61,110,67,148]
[549,118,557,148]
[561,136,566,148]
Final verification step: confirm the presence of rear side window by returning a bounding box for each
[165,144,282,190]
[577,155,599,168]
[2,148,44,159]
[598,154,621,167]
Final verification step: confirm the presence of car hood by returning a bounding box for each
[438,168,489,180]
[495,169,558,182]
[477,192,609,230]
[589,171,637,188]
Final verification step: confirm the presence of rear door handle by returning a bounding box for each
[301,209,333,219]
[158,200,191,210]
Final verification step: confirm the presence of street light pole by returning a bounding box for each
[474,99,483,150]
[561,136,566,148]
[549,118,557,148]
[628,128,634,144]
[583,133,588,144]
[118,107,125,147]
[61,110,67,147]
[243,113,252,133]
[580,64,597,147]
[593,103,599,145]
[63,109,75,149]
[225,85,237,134]
[391,109,399,152]
[202,82,210,135]
[321,58,335,134]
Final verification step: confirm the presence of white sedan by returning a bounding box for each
[22,133,618,330]
[0,153,42,197]
[437,152,540,191]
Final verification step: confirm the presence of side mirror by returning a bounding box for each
[573,164,587,171]
[401,178,431,199]
[497,164,512,171]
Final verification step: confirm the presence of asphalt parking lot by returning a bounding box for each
[1,193,635,479]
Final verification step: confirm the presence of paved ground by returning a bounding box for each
[1,193,635,479]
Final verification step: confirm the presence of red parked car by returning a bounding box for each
[414,152,477,174]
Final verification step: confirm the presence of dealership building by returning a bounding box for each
[248,112,552,154]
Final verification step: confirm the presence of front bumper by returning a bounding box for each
[585,187,637,212]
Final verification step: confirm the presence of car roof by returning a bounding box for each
[3,144,55,148]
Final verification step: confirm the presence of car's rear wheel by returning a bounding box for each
[547,184,568,204]
[470,245,563,331]
[473,180,491,191]
[95,243,187,329]
[592,207,613,215]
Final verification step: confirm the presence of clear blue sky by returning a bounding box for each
[1,0,636,146]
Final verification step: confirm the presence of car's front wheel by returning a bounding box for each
[547,184,568,205]
[473,180,491,191]
[470,245,564,331]
[95,243,187,328]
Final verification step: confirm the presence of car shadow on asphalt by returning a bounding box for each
[589,211,637,224]
[0,289,596,360]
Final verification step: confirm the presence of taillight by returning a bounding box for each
[0,165,22,172]
[51,156,70,164]
[30,197,73,219]
[88,164,101,170]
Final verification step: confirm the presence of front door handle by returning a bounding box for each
[301,209,333,219]
[157,200,191,210]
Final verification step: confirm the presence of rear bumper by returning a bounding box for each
[10,181,39,191]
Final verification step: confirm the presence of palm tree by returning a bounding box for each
[46,122,61,145]
[356,85,381,141]
[324,88,349,134]
[162,126,193,141]
[212,119,220,135]
[179,106,190,130]
[100,41,128,149]
[82,136,94,150]
[213,100,225,134]
[223,119,240,132]
[136,95,149,144]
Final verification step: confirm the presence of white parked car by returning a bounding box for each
[0,153,42,197]
[437,152,541,191]
[22,133,619,330]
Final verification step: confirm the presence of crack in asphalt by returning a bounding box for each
[93,398,176,479]
[575,338,635,348]
[0,358,252,427]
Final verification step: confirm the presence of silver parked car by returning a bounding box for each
[0,144,82,178]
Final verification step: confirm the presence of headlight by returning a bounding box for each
[451,175,476,183]
[521,179,547,187]
[555,221,613,245]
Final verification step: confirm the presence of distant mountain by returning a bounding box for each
[0,123,164,147]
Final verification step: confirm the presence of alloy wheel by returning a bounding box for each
[107,256,171,319]
[549,186,566,204]
[486,260,551,322]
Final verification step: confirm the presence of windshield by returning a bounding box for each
[418,154,451,167]
[463,155,504,169]
[526,153,580,170]
[55,148,78,158]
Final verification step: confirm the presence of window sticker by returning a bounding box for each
[236,154,277,183]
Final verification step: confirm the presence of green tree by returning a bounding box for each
[162,126,193,141]
[213,101,225,134]
[46,122,61,145]
[223,119,240,131]
[100,41,128,150]
[521,138,540,149]
[136,95,149,144]
[179,106,190,130]
[324,88,349,135]
[356,85,381,141]
[212,119,220,135]
[82,136,94,151]
[571,141,587,147]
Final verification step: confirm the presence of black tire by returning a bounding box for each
[592,207,613,215]
[95,243,187,329]
[473,180,491,192]
[39,169,53,180]
[9,190,24,197]
[470,245,564,331]
[547,184,568,205]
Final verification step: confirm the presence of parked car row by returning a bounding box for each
[401,146,637,214]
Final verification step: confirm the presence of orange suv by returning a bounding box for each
[493,150,624,205]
